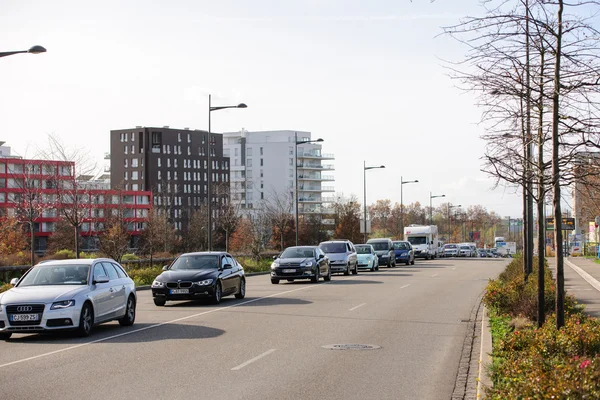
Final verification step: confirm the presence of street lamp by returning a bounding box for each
[400,177,418,239]
[429,192,445,225]
[363,162,385,243]
[295,133,323,246]
[448,204,461,242]
[0,45,46,58]
[207,94,247,251]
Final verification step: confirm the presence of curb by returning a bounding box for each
[477,306,493,399]
[134,271,271,292]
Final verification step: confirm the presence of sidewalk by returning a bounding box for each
[560,257,600,318]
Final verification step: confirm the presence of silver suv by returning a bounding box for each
[318,240,358,275]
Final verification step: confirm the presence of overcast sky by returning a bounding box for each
[1,0,538,218]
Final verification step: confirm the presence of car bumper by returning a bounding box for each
[0,304,82,333]
[444,252,458,257]
[376,256,390,266]
[152,285,217,300]
[395,254,409,262]
[271,267,317,279]
[357,260,374,269]
[328,263,349,273]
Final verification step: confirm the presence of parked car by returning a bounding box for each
[0,258,136,340]
[477,249,488,258]
[458,245,473,257]
[270,246,331,284]
[318,240,358,275]
[443,244,460,257]
[151,252,245,306]
[392,240,415,266]
[355,244,379,272]
[366,238,396,268]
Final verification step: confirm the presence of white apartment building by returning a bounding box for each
[223,130,335,216]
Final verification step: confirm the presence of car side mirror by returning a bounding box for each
[94,275,109,284]
[10,277,19,285]
[318,254,324,259]
[223,264,233,270]
[162,265,169,271]
[273,255,278,260]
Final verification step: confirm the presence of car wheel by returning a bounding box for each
[324,266,332,281]
[351,263,358,275]
[154,298,166,307]
[118,295,136,326]
[0,332,12,341]
[343,264,350,276]
[212,281,222,304]
[370,261,375,272]
[235,278,246,299]
[77,303,94,337]
[311,268,320,283]
[271,278,280,284]
[375,265,379,271]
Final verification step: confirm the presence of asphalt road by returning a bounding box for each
[0,257,506,400]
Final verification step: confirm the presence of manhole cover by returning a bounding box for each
[322,344,381,350]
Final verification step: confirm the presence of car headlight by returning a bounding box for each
[271,262,279,269]
[152,280,165,288]
[51,300,75,310]
[300,261,314,267]
[194,279,214,286]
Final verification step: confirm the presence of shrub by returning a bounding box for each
[0,252,30,267]
[52,249,77,260]
[0,283,13,293]
[237,256,272,273]
[121,253,140,261]
[127,266,162,286]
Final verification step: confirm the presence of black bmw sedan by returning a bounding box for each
[270,246,331,284]
[151,252,245,306]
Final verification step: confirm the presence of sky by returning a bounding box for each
[1,0,534,218]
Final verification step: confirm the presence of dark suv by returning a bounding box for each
[366,238,396,268]
[318,240,358,275]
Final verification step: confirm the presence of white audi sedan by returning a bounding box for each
[0,258,136,340]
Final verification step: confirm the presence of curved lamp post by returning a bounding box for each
[363,162,385,242]
[0,45,46,58]
[207,94,247,251]
[295,134,323,246]
[400,177,418,239]
[429,192,445,225]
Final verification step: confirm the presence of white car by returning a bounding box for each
[0,258,136,340]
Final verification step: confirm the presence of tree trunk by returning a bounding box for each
[552,0,565,329]
[75,224,80,259]
[30,222,35,266]
[537,46,546,328]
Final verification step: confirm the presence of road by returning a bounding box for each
[0,257,506,400]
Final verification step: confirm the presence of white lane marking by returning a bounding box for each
[231,349,276,371]
[349,303,366,311]
[564,259,600,292]
[432,273,439,277]
[452,268,456,270]
[400,284,410,289]
[0,276,359,370]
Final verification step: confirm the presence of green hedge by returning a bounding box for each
[484,256,600,398]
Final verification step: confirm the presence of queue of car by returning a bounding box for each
[1,237,499,341]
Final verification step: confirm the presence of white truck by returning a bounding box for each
[404,225,439,260]
[496,241,517,257]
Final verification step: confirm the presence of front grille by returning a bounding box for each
[6,304,45,313]
[166,281,193,289]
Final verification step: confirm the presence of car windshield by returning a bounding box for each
[393,242,409,250]
[18,264,90,287]
[407,236,427,245]
[445,244,458,249]
[460,246,471,250]
[319,242,347,253]
[355,246,372,254]
[370,242,389,251]
[170,255,219,270]
[281,248,314,258]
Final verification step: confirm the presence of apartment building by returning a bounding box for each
[222,129,335,217]
[110,126,230,231]
[0,156,151,252]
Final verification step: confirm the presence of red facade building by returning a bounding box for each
[0,157,152,253]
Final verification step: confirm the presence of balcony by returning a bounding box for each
[298,196,335,204]
[297,163,335,171]
[298,174,334,182]
[299,185,334,192]
[297,151,335,160]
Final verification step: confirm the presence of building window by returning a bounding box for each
[132,158,138,168]
[124,171,128,180]
[247,158,252,167]
[131,171,138,180]
[260,159,263,166]
[124,159,128,168]
[157,158,161,167]
[289,158,293,166]
[124,146,128,155]
[178,132,181,142]
[261,192,264,200]
[247,147,253,157]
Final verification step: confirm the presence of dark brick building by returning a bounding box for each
[110,126,230,232]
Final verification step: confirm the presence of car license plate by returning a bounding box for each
[170,289,189,294]
[10,313,39,322]
[282,269,296,273]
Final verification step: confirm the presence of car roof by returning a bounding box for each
[285,246,317,249]
[392,240,409,243]
[320,240,351,244]
[367,238,392,242]
[34,258,117,266]
[180,251,230,256]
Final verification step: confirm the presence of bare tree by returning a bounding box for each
[264,189,294,250]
